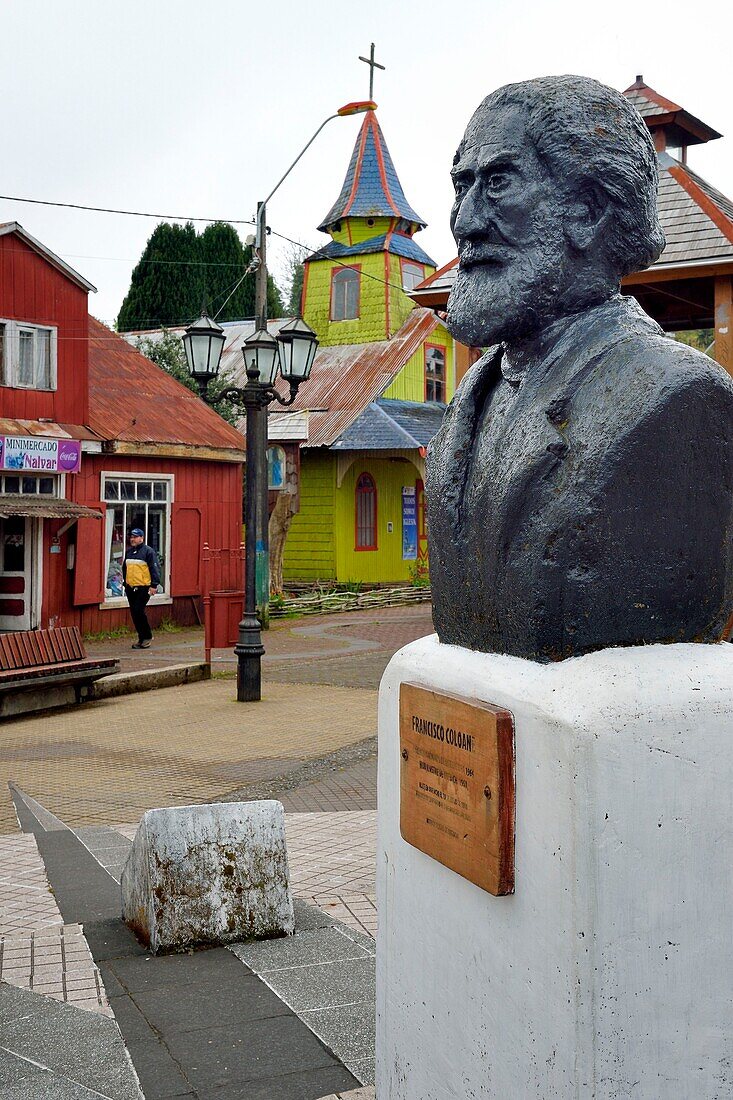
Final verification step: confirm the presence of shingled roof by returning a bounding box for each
[311,231,435,266]
[330,397,446,451]
[623,76,722,147]
[318,111,427,233]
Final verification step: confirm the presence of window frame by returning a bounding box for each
[100,471,174,608]
[400,259,425,292]
[0,319,58,391]
[267,445,286,490]
[330,265,361,322]
[355,472,378,551]
[424,343,447,403]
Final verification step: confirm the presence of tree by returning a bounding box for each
[117,221,285,332]
[280,240,311,316]
[117,223,203,331]
[135,329,246,427]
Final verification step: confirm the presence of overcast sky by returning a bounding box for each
[2,0,731,326]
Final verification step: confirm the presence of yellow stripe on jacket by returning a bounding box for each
[125,559,152,587]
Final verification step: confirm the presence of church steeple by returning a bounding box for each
[318,110,427,234]
[302,109,436,348]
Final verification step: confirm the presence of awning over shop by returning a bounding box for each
[0,497,103,520]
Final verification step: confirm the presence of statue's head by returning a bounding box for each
[446,75,665,348]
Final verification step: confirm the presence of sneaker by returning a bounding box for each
[131,641,152,650]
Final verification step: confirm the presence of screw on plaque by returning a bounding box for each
[401,749,409,760]
[484,786,492,799]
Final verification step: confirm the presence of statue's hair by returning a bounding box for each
[464,75,665,276]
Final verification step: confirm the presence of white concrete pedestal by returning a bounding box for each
[377,638,733,1099]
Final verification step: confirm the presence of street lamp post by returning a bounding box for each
[184,100,375,701]
[251,99,376,626]
[183,313,318,700]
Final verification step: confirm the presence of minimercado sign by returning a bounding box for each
[0,435,82,474]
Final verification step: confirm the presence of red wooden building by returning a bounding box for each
[0,222,244,635]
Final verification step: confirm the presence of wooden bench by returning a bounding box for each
[0,627,119,717]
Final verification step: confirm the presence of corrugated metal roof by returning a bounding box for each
[318,112,427,232]
[0,497,102,520]
[308,232,436,267]
[123,318,288,389]
[0,419,101,442]
[267,308,440,448]
[87,317,245,453]
[330,397,446,450]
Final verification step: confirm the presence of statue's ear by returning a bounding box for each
[564,182,613,252]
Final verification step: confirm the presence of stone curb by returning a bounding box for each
[87,662,210,701]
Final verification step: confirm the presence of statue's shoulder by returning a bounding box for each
[583,319,733,424]
[624,329,733,407]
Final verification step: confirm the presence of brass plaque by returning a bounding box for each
[399,683,515,896]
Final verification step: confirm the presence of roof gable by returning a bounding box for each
[0,222,96,292]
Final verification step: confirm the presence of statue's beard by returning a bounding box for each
[446,231,570,349]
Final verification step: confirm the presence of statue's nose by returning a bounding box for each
[452,186,484,240]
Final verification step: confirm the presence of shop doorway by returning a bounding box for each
[0,517,39,631]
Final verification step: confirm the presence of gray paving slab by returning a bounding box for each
[0,982,142,1099]
[227,918,375,1086]
[230,926,372,972]
[202,1063,360,1099]
[300,1000,376,1067]
[163,1013,345,1091]
[132,972,290,1033]
[119,1035,192,1099]
[257,955,376,1013]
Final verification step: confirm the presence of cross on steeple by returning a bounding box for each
[359,42,385,100]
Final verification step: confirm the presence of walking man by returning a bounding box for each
[123,528,160,649]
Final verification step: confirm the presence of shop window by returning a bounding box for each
[103,476,172,599]
[401,260,424,291]
[0,474,58,495]
[267,445,286,490]
[0,319,56,390]
[331,268,360,321]
[355,473,377,550]
[425,345,446,402]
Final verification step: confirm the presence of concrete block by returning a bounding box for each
[377,637,733,1099]
[121,801,294,953]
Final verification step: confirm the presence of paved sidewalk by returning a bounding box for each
[85,604,434,689]
[0,679,376,833]
[0,603,431,1095]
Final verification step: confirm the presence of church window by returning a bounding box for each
[331,267,360,321]
[425,344,446,402]
[355,473,377,550]
[401,260,424,291]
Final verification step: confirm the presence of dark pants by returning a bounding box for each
[125,586,152,642]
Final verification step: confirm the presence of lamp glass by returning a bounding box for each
[242,328,280,385]
[278,317,318,383]
[182,314,225,382]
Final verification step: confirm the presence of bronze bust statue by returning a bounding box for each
[427,75,733,661]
